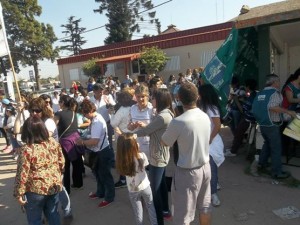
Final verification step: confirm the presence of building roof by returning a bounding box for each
[57,22,233,66]
[233,0,300,29]
[161,24,181,34]
[96,53,140,64]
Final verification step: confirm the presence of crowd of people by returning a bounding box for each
[0,66,299,225]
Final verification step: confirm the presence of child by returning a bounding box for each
[198,84,225,207]
[116,133,157,225]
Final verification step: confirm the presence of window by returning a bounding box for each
[163,56,180,71]
[132,59,140,74]
[200,50,216,67]
[105,63,115,76]
[69,68,79,80]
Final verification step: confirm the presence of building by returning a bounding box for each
[233,0,300,88]
[57,0,300,89]
[57,22,233,88]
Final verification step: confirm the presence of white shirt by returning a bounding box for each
[126,152,150,192]
[89,113,110,152]
[130,103,153,158]
[90,94,116,122]
[110,106,131,140]
[206,107,224,167]
[45,118,58,141]
[51,96,60,113]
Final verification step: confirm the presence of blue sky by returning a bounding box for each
[17,0,283,79]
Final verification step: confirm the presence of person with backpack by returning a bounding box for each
[251,74,296,179]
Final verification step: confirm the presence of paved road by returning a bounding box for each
[0,127,300,225]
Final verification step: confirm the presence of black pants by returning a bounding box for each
[63,151,84,194]
[0,127,10,146]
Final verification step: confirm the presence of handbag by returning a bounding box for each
[83,132,106,170]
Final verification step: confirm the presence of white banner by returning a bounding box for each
[0,3,10,57]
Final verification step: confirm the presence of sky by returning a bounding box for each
[14,0,284,80]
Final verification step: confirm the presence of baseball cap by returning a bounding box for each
[2,99,10,105]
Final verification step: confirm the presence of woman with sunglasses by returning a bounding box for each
[40,94,54,117]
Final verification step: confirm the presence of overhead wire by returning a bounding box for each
[57,0,172,41]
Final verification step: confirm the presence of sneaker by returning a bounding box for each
[88,192,99,199]
[224,149,236,157]
[217,183,221,190]
[2,146,12,154]
[211,193,221,207]
[98,200,112,208]
[272,171,290,179]
[114,180,127,189]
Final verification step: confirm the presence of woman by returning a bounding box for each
[75,100,115,208]
[128,84,153,158]
[198,84,225,207]
[282,67,300,112]
[110,89,136,188]
[55,95,83,194]
[40,94,54,117]
[14,116,64,225]
[133,89,174,224]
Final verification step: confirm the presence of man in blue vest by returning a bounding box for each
[252,74,296,179]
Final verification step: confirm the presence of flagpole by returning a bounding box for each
[0,3,21,101]
[8,53,21,101]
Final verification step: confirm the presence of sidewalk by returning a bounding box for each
[0,128,299,225]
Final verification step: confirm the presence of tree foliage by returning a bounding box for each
[94,0,160,44]
[139,46,169,75]
[60,16,87,55]
[1,0,59,90]
[82,58,101,78]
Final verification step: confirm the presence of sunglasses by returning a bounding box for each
[30,109,42,113]
[45,101,51,104]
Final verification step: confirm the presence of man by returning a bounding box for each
[161,83,212,225]
[122,74,133,86]
[252,74,296,179]
[90,83,116,148]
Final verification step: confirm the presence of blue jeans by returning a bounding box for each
[259,126,282,176]
[209,156,218,194]
[24,192,60,225]
[148,165,169,225]
[59,186,72,217]
[229,109,242,134]
[94,146,115,202]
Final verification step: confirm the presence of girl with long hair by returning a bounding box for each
[198,84,225,207]
[116,133,157,225]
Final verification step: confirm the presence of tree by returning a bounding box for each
[60,16,87,55]
[82,58,101,78]
[94,0,160,44]
[139,46,169,75]
[1,0,59,91]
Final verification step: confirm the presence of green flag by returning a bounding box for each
[201,27,239,117]
[201,27,259,118]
